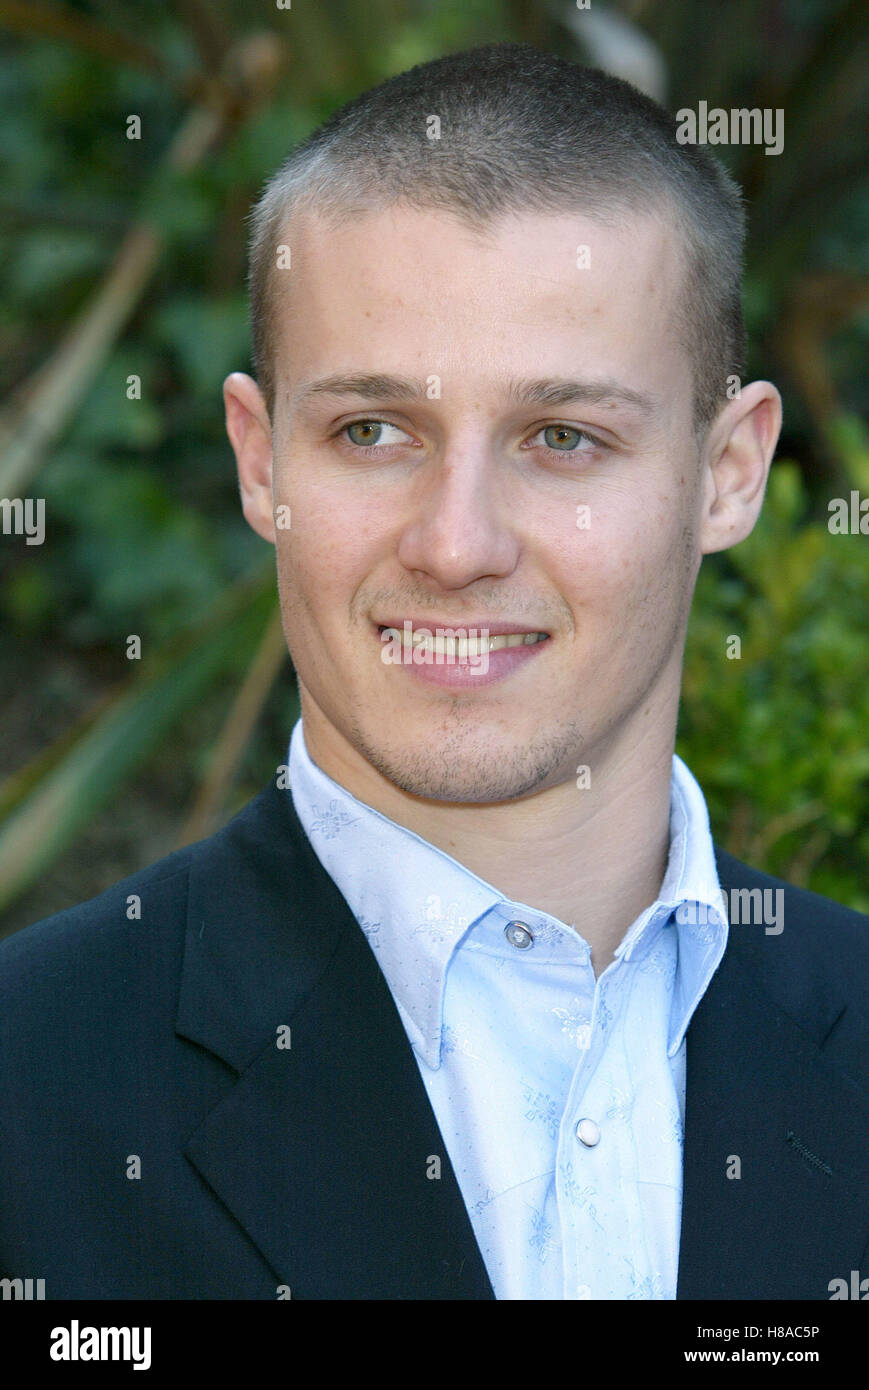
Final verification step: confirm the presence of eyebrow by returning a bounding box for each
[293,372,658,416]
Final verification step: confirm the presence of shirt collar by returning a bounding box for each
[640,753,729,1055]
[287,720,728,1068]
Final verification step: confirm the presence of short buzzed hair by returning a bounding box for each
[248,42,746,433]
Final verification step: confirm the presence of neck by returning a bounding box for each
[300,703,676,975]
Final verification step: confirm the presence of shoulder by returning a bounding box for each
[0,784,267,1008]
[714,846,869,1013]
[0,778,315,1028]
[0,836,197,1044]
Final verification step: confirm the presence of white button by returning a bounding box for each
[504,921,534,950]
[575,1118,601,1147]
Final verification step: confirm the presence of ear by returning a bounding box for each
[699,380,782,555]
[223,372,276,544]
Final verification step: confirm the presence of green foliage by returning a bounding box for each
[680,455,869,909]
[152,294,250,398]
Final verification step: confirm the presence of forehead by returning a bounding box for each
[270,204,689,417]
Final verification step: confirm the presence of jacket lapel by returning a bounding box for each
[176,780,494,1299]
[678,854,869,1299]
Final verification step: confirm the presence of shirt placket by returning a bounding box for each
[556,956,635,1299]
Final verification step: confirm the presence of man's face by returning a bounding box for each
[259,205,706,803]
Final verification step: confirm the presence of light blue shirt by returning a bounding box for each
[287,719,728,1300]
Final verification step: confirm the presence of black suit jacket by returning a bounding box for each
[1,776,867,1300]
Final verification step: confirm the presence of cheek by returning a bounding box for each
[273,486,377,634]
[553,490,695,627]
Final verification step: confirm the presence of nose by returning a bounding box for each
[396,442,521,592]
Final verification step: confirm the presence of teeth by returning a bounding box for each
[380,627,547,656]
[488,632,547,651]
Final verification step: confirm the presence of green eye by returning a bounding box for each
[343,420,413,448]
[346,421,383,446]
[543,425,584,451]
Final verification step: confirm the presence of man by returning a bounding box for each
[1,43,867,1301]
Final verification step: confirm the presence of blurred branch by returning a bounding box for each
[724,796,755,863]
[0,32,285,498]
[0,0,170,79]
[177,603,288,847]
[555,0,668,103]
[784,825,831,889]
[173,0,233,74]
[751,798,827,862]
[0,222,161,498]
[0,0,235,106]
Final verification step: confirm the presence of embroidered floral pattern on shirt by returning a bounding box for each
[639,946,672,976]
[595,993,614,1032]
[686,915,718,947]
[562,1161,605,1232]
[655,1102,684,1146]
[522,1086,562,1141]
[606,1085,635,1125]
[624,1260,666,1300]
[532,920,572,948]
[413,895,469,943]
[528,1206,560,1263]
[551,998,592,1049]
[441,1023,481,1061]
[309,800,358,839]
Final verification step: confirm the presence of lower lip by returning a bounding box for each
[375,627,550,688]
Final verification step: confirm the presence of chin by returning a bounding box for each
[349,717,586,806]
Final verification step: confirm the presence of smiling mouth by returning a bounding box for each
[377,625,549,658]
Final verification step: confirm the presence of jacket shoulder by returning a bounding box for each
[715,846,868,928]
[0,850,204,1072]
[714,846,869,1014]
[1,837,194,983]
[0,779,295,969]
[0,784,277,1014]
